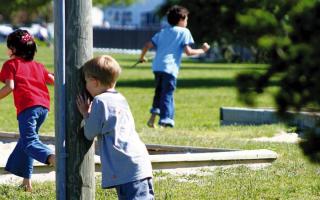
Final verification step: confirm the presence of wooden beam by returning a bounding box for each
[0,132,278,174]
[0,148,277,173]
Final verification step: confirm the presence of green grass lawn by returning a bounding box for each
[0,45,319,199]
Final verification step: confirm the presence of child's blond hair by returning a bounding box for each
[82,55,121,88]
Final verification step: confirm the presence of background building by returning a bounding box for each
[103,0,165,28]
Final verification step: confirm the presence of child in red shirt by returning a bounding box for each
[0,29,55,192]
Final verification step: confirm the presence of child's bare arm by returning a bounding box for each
[139,41,154,62]
[0,79,14,100]
[184,42,210,56]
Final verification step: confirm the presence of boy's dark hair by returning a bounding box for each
[7,29,37,61]
[167,5,189,26]
[82,55,121,88]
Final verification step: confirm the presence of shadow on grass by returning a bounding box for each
[118,77,279,88]
[121,65,267,71]
[118,78,228,88]
[116,57,140,63]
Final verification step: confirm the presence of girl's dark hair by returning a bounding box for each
[167,5,189,26]
[7,29,37,61]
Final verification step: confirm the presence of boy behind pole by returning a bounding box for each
[76,55,154,199]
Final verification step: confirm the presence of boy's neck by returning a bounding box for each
[177,17,187,28]
[96,85,115,95]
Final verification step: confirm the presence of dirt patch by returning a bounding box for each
[251,131,300,143]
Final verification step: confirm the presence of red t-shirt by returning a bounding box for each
[0,57,51,115]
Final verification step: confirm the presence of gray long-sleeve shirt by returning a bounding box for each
[84,91,153,188]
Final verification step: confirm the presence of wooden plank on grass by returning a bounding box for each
[0,132,278,174]
[0,149,277,173]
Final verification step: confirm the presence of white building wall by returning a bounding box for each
[103,0,165,28]
[92,7,104,27]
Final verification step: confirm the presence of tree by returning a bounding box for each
[159,0,320,162]
[159,0,296,62]
[0,0,52,24]
[237,0,320,162]
[0,0,136,24]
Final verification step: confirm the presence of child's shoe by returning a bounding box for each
[159,123,173,128]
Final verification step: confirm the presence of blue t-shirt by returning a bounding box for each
[151,26,194,77]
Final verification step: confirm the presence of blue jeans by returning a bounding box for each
[150,72,176,127]
[5,106,53,178]
[115,178,154,200]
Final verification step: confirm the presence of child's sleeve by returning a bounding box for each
[0,62,15,83]
[151,32,160,48]
[41,64,54,84]
[83,98,106,140]
[182,29,195,47]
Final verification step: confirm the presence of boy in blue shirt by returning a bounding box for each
[140,5,210,128]
[76,55,154,199]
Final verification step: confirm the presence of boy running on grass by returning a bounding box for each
[140,5,210,128]
[76,55,154,200]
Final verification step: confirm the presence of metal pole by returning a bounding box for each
[54,0,66,199]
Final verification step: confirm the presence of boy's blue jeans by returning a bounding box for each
[115,177,154,200]
[5,106,53,179]
[150,72,177,127]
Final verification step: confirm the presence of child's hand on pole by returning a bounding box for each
[76,94,91,118]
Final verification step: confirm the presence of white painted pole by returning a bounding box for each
[54,0,66,199]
